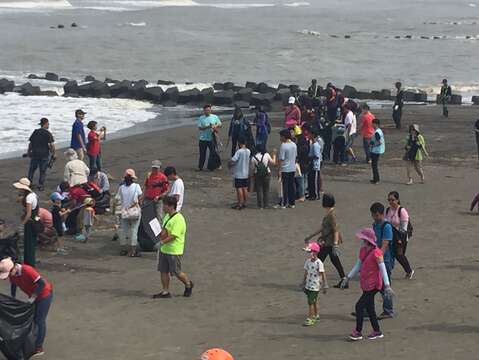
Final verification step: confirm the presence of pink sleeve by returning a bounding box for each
[400,207,409,222]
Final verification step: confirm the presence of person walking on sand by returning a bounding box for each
[153,196,193,299]
[116,169,142,257]
[229,138,251,210]
[27,117,56,192]
[439,79,452,118]
[285,97,301,128]
[0,257,53,357]
[304,193,347,287]
[86,121,106,174]
[369,119,385,185]
[392,82,404,129]
[197,104,222,171]
[386,191,414,279]
[250,144,276,209]
[404,124,428,185]
[343,102,357,162]
[302,242,328,326]
[13,178,39,267]
[370,202,395,319]
[70,109,87,161]
[359,103,375,163]
[277,129,297,208]
[340,228,394,341]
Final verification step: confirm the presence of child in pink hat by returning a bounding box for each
[340,228,394,341]
[302,242,328,326]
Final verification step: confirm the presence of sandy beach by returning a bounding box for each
[0,104,478,360]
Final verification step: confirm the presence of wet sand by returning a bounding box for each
[0,104,478,360]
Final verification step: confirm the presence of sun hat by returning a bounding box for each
[124,168,137,179]
[64,148,78,160]
[83,197,94,206]
[307,242,321,253]
[288,96,296,104]
[151,160,162,169]
[13,178,32,192]
[411,124,420,133]
[0,258,14,280]
[355,228,377,247]
[200,349,234,360]
[50,192,64,202]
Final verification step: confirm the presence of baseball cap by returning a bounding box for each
[0,258,14,280]
[151,160,162,169]
[75,109,86,116]
[306,242,321,253]
[288,96,296,104]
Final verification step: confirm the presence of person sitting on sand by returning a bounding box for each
[63,148,90,187]
[229,138,251,210]
[302,242,327,326]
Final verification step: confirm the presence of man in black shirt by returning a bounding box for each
[440,79,452,117]
[27,118,55,191]
[392,82,404,129]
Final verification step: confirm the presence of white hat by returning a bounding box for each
[13,178,32,192]
[288,96,296,104]
[0,258,14,280]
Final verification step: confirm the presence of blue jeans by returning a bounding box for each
[88,153,102,173]
[380,263,394,315]
[295,175,305,199]
[362,137,371,162]
[35,293,53,348]
[28,158,49,186]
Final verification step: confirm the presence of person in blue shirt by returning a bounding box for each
[307,130,323,200]
[369,118,385,184]
[370,202,395,319]
[197,104,222,171]
[70,109,87,161]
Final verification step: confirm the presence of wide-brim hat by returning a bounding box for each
[124,168,137,179]
[355,228,377,247]
[411,124,420,133]
[0,258,14,280]
[13,178,32,192]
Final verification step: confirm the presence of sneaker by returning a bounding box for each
[349,330,363,341]
[152,292,172,299]
[56,248,69,256]
[184,281,194,297]
[369,180,380,185]
[287,205,296,209]
[405,269,415,280]
[333,278,348,289]
[367,331,384,340]
[377,312,394,320]
[303,317,316,326]
[272,205,286,209]
[74,234,86,242]
[32,348,45,357]
[315,314,320,321]
[406,179,413,185]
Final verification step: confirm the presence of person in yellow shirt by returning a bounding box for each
[153,196,193,299]
[404,124,428,185]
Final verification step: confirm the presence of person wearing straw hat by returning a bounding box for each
[0,257,53,357]
[13,178,39,267]
[404,124,428,185]
[115,169,142,257]
[340,228,394,341]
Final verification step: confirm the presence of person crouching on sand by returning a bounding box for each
[302,242,327,326]
[340,228,394,341]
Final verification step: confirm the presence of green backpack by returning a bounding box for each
[254,154,269,178]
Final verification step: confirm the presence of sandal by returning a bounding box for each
[152,292,172,299]
[231,204,241,210]
[119,249,128,256]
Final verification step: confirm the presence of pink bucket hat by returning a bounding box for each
[355,228,377,247]
[124,168,137,179]
[307,242,321,253]
[0,258,14,280]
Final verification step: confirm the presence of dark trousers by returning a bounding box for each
[322,127,332,161]
[363,137,371,162]
[35,293,52,348]
[23,221,37,267]
[255,175,270,208]
[442,99,449,117]
[307,170,321,199]
[88,153,102,173]
[370,153,380,182]
[395,240,413,274]
[318,244,345,278]
[230,138,238,157]
[28,158,49,187]
[333,137,346,164]
[355,290,380,333]
[198,140,214,170]
[392,107,402,129]
[281,172,295,207]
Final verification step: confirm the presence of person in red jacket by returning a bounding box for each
[143,160,169,220]
[0,257,53,357]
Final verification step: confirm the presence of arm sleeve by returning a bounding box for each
[383,224,393,241]
[347,259,362,279]
[399,208,409,233]
[378,261,390,287]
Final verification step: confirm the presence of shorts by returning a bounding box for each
[234,178,249,189]
[157,251,183,275]
[304,289,319,305]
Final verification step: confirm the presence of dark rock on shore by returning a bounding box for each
[18,83,42,96]
[71,23,78,28]
[233,101,250,109]
[63,80,79,96]
[213,82,224,91]
[235,88,253,102]
[27,74,40,80]
[142,87,164,103]
[250,92,275,107]
[110,80,134,97]
[342,85,358,98]
[275,88,292,103]
[40,90,58,96]
[223,82,235,90]
[277,84,289,90]
[201,88,214,104]
[129,81,148,100]
[289,85,301,94]
[45,72,59,81]
[355,91,372,100]
[78,80,110,98]
[213,90,234,105]
[105,77,120,84]
[59,77,69,82]
[472,96,479,105]
[84,75,96,82]
[370,89,392,100]
[257,82,276,94]
[58,24,64,29]
[245,82,258,90]
[436,94,462,105]
[163,87,179,103]
[157,80,175,86]
[414,91,428,102]
[178,88,202,104]
[0,78,15,93]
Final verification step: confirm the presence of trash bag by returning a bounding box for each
[0,294,36,360]
[94,192,111,215]
[0,225,19,262]
[137,201,160,252]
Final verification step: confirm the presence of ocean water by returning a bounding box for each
[0,0,478,155]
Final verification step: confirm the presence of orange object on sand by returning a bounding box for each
[201,348,234,360]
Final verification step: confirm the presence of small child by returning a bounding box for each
[50,192,70,255]
[82,197,96,242]
[303,242,328,326]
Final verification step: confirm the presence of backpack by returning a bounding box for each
[386,206,414,239]
[253,154,268,178]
